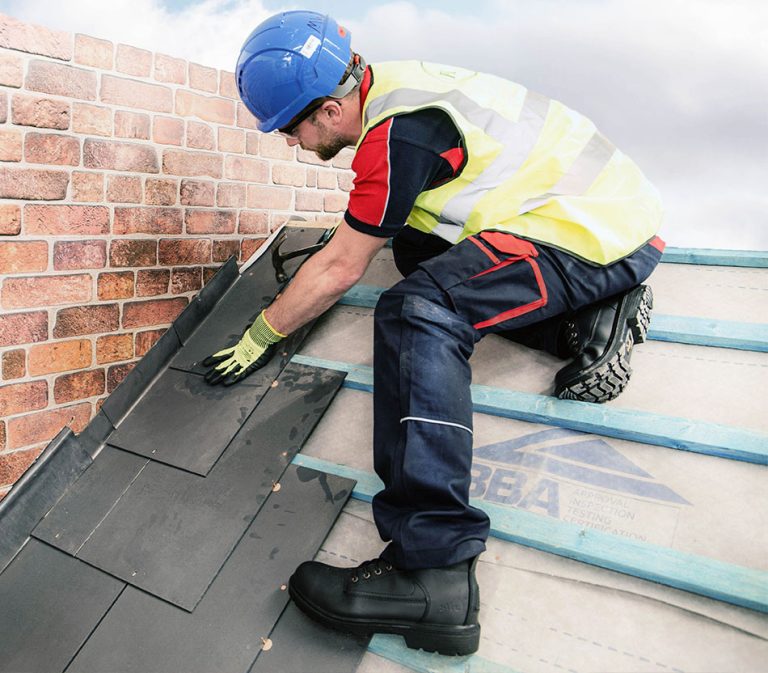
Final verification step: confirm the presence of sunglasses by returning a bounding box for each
[274,99,326,138]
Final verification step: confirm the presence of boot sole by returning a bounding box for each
[289,583,481,656]
[554,285,653,404]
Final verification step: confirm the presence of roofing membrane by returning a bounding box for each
[0,226,766,673]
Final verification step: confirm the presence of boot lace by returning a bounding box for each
[349,558,394,583]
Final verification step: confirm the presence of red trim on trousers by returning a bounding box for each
[649,236,666,253]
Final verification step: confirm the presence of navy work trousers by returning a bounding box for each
[373,227,663,569]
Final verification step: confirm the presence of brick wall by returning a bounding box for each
[0,14,353,498]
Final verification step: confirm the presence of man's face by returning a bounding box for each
[283,105,348,161]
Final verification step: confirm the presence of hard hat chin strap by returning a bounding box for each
[330,53,366,99]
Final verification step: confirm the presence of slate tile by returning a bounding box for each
[0,539,123,673]
[66,465,354,673]
[32,447,148,555]
[74,364,345,610]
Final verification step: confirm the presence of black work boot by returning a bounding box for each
[288,557,481,655]
[554,284,653,403]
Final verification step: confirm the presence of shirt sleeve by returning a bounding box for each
[344,108,464,238]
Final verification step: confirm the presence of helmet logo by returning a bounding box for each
[299,34,321,58]
[338,25,347,37]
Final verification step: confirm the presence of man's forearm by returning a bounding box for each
[262,243,357,335]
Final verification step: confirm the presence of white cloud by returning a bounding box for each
[3,0,767,248]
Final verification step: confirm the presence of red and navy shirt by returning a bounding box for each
[344,67,465,238]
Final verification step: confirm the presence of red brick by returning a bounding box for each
[180,179,215,206]
[0,15,72,61]
[153,116,184,146]
[185,209,236,234]
[239,210,269,235]
[217,183,246,208]
[28,339,91,376]
[324,192,349,213]
[25,205,109,235]
[123,297,187,328]
[158,239,211,265]
[54,368,105,404]
[219,71,237,99]
[74,34,113,69]
[245,132,260,156]
[109,239,157,267]
[115,110,150,140]
[0,448,43,487]
[116,44,152,78]
[96,333,133,364]
[163,149,222,178]
[296,190,324,212]
[113,207,183,235]
[2,350,26,380]
[217,127,245,153]
[258,133,293,160]
[7,403,92,451]
[317,169,338,189]
[53,304,118,338]
[203,267,218,284]
[189,63,217,93]
[272,164,306,187]
[332,148,355,170]
[145,178,177,206]
[0,168,69,200]
[136,269,169,296]
[101,75,173,113]
[0,128,22,161]
[236,102,258,130]
[107,362,136,392]
[98,271,134,300]
[0,204,20,235]
[154,54,186,84]
[0,52,24,87]
[24,132,80,166]
[84,139,158,173]
[12,93,70,129]
[71,172,103,202]
[135,329,165,357]
[176,90,235,125]
[26,60,96,100]
[186,121,214,150]
[53,240,106,270]
[0,380,48,416]
[72,103,112,136]
[107,175,142,203]
[305,167,317,188]
[297,147,330,166]
[0,241,48,274]
[171,267,202,294]
[224,156,268,182]
[213,239,239,262]
[0,311,48,347]
[2,274,91,310]
[247,185,292,210]
[241,238,266,263]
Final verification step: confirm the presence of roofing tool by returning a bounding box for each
[271,226,336,283]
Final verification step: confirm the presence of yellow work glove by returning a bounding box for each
[203,310,285,386]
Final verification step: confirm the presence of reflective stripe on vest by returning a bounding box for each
[360,61,663,265]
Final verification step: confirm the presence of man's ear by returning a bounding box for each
[321,100,343,124]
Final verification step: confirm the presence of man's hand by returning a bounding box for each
[203,310,285,386]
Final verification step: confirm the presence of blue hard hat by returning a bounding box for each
[236,11,354,132]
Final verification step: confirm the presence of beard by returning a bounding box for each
[313,135,349,162]
[308,118,349,161]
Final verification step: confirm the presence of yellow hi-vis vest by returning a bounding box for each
[359,61,663,266]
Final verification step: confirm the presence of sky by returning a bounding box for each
[2,0,767,250]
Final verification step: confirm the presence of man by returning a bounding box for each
[204,10,664,655]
